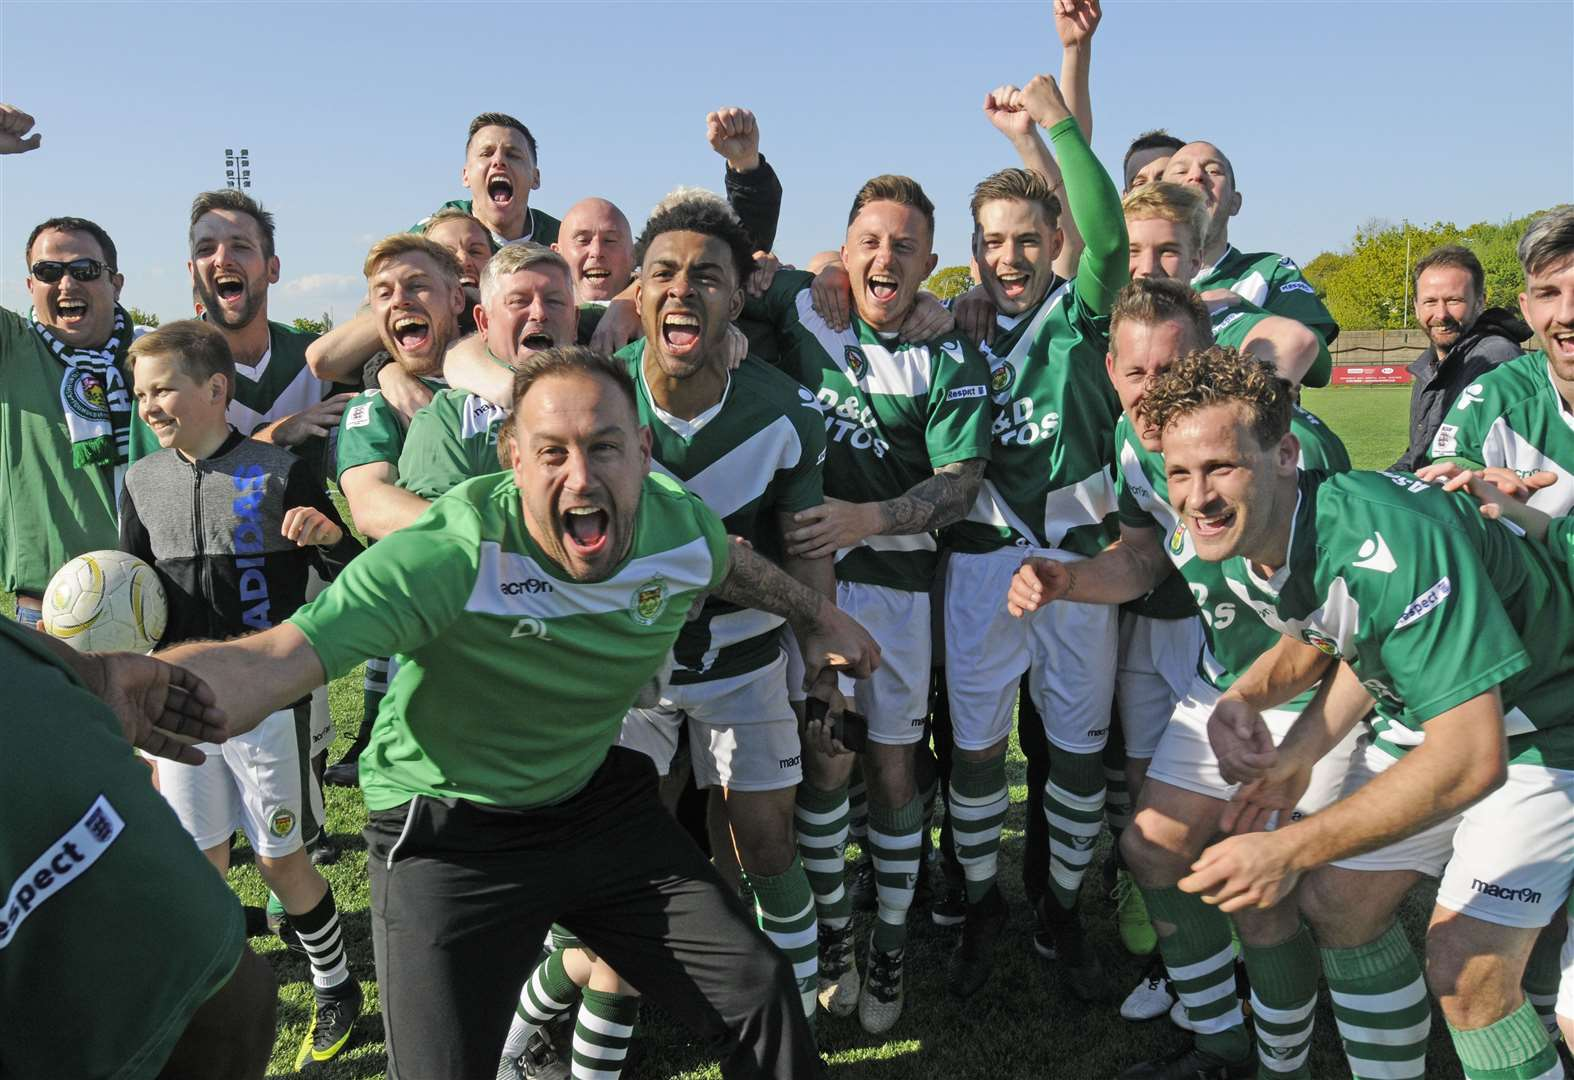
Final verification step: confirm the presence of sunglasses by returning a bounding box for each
[29,258,113,284]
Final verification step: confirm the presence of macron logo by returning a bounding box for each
[1353,532,1397,573]
[1395,576,1451,630]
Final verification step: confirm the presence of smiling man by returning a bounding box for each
[1133,345,1574,1080]
[155,345,878,1079]
[749,172,993,1033]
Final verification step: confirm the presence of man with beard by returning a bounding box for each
[1162,142,1338,345]
[398,244,578,498]
[155,345,879,1080]
[1423,211,1574,519]
[749,172,993,1034]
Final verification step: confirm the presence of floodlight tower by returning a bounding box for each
[223,148,252,190]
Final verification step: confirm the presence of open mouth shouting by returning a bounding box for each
[1189,504,1237,542]
[563,504,610,558]
[1549,327,1574,362]
[661,311,702,356]
[867,272,899,305]
[55,296,90,325]
[487,172,514,210]
[214,272,246,304]
[519,327,557,353]
[391,313,431,353]
[995,270,1029,301]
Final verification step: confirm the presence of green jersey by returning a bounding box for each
[1116,407,1350,694]
[334,376,446,481]
[1217,469,1574,767]
[413,201,561,250]
[617,342,827,684]
[1210,296,1333,388]
[290,470,730,810]
[0,308,125,594]
[397,387,507,499]
[1427,350,1574,516]
[1194,246,1338,345]
[750,269,992,592]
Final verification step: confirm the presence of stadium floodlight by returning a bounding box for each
[223,147,252,190]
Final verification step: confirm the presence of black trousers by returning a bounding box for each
[364,747,816,1080]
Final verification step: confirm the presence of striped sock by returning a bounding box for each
[1044,749,1106,910]
[794,782,851,927]
[747,858,819,1020]
[948,753,1009,904]
[1323,921,1431,1079]
[1524,926,1563,1036]
[1244,923,1321,1077]
[572,988,640,1080]
[503,947,579,1059]
[867,794,925,953]
[1143,885,1250,1062]
[1103,719,1131,832]
[1450,999,1563,1080]
[848,769,869,843]
[290,887,351,995]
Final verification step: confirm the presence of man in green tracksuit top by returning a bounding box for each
[157,346,880,1080]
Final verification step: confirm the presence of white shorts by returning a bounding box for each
[782,624,806,705]
[944,548,1117,754]
[155,703,321,858]
[618,653,801,791]
[836,581,931,746]
[306,568,334,756]
[1329,742,1461,877]
[1146,677,1360,818]
[1435,762,1574,929]
[1117,612,1204,759]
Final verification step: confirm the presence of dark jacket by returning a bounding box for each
[1393,307,1532,471]
[119,429,358,646]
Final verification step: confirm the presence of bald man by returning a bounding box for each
[554,198,635,305]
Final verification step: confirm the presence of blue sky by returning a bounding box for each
[3,1,1570,324]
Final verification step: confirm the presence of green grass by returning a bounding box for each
[20,386,1469,1078]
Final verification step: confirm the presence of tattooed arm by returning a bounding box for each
[785,459,986,560]
[715,542,879,680]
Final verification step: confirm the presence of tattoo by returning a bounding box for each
[877,459,986,535]
[715,543,824,631]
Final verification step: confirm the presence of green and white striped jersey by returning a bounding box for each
[334,376,446,481]
[1215,469,1574,767]
[1116,407,1350,693]
[1209,296,1333,388]
[1193,247,1337,345]
[750,269,993,592]
[396,388,507,499]
[290,470,729,811]
[949,280,1122,559]
[1427,350,1574,516]
[616,343,827,683]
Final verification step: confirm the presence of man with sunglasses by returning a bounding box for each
[1,105,152,626]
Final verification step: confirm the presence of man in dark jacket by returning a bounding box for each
[1393,243,1531,471]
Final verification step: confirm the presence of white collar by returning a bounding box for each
[640,361,730,439]
[1244,483,1302,596]
[1193,244,1238,283]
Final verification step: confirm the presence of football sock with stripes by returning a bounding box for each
[794,782,852,928]
[847,766,869,844]
[947,752,1009,905]
[867,794,925,953]
[1523,924,1563,1035]
[746,858,819,1020]
[1044,748,1106,911]
[1322,921,1431,1079]
[1450,1000,1563,1080]
[1103,718,1132,834]
[1243,922,1321,1078]
[290,887,352,997]
[1143,884,1251,1063]
[503,948,580,1060]
[572,988,640,1080]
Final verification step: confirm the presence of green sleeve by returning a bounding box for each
[1303,335,1333,388]
[1424,383,1492,468]
[778,393,827,515]
[335,392,405,480]
[1355,507,1529,726]
[397,394,498,499]
[1265,259,1339,345]
[923,338,994,469]
[1291,409,1350,472]
[288,500,476,677]
[1047,117,1128,316]
[1548,516,1574,564]
[743,268,813,332]
[1116,471,1158,529]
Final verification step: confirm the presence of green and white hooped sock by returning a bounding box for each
[1044,748,1106,910]
[794,782,852,927]
[572,988,640,1080]
[947,753,1009,904]
[1143,884,1250,1062]
[1449,999,1563,1080]
[867,795,925,953]
[1244,923,1321,1078]
[503,948,580,1059]
[746,858,819,1019]
[1322,921,1432,1079]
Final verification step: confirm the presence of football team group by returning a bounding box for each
[5,3,1574,1078]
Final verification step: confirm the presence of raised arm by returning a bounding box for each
[1054,0,1101,140]
[305,307,383,381]
[338,461,432,541]
[443,332,513,406]
[157,623,325,739]
[1237,313,1325,386]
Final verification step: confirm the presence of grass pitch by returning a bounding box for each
[18,385,1471,1078]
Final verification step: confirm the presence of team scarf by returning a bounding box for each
[31,305,134,469]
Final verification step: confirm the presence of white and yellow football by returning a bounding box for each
[42,550,168,653]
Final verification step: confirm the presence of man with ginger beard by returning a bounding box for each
[748,172,993,1035]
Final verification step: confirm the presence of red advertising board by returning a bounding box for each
[1331,364,1413,385]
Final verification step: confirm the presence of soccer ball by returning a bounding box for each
[42,550,168,653]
